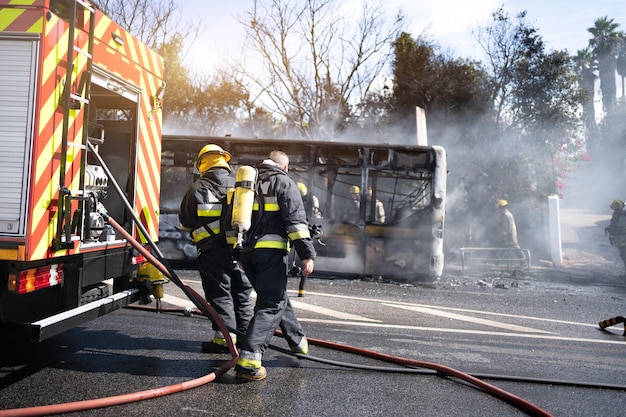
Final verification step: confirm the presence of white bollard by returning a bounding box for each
[548,195,563,266]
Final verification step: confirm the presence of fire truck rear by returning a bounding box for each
[0,0,165,342]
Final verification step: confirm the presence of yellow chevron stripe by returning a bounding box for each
[25,14,42,32]
[127,33,139,64]
[8,0,36,5]
[31,148,83,259]
[0,9,23,31]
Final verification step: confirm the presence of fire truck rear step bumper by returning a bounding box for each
[29,288,140,342]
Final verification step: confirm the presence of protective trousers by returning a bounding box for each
[198,245,253,335]
[239,248,306,358]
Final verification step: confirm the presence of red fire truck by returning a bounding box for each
[0,0,165,341]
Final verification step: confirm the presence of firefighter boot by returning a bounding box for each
[201,331,236,354]
[235,352,266,381]
[290,337,309,355]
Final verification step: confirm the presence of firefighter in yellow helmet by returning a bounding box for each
[495,199,520,249]
[179,144,253,353]
[493,198,526,268]
[607,199,626,276]
[297,182,322,219]
[342,185,385,224]
[341,185,362,224]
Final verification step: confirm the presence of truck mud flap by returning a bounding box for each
[28,288,139,342]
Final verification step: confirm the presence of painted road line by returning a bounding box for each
[299,318,626,346]
[291,299,381,323]
[162,293,379,323]
[382,303,555,334]
[299,290,599,328]
[161,294,197,308]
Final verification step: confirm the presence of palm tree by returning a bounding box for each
[588,17,624,113]
[573,48,598,153]
[617,46,626,99]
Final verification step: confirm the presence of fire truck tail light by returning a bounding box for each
[15,264,64,294]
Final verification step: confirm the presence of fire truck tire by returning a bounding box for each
[80,284,110,305]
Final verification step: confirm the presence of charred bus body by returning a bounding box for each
[160,135,446,282]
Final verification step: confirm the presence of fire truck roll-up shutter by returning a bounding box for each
[0,33,39,237]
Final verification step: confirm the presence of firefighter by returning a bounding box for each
[606,199,626,276]
[342,185,362,224]
[235,150,315,381]
[495,199,520,249]
[179,144,253,353]
[494,199,526,267]
[343,186,385,224]
[297,182,322,219]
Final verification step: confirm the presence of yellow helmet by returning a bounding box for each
[196,144,232,172]
[610,199,624,210]
[496,199,508,208]
[350,185,360,194]
[297,182,308,196]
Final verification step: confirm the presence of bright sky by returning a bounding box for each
[180,0,626,73]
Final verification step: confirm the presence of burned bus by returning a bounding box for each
[159,136,447,282]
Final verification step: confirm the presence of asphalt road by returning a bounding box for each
[1,266,625,417]
[1,206,625,417]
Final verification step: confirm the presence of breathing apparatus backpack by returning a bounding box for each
[230,165,259,249]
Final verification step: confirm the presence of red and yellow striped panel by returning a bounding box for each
[0,1,86,261]
[1,1,163,261]
[91,10,163,242]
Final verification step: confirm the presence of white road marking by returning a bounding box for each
[290,299,381,322]
[382,303,555,334]
[161,294,197,308]
[298,318,626,346]
[162,293,380,323]
[297,290,599,328]
[161,288,608,345]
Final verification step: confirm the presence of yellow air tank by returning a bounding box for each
[232,165,257,248]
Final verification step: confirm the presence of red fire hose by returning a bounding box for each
[0,146,553,415]
[303,335,553,417]
[0,215,238,417]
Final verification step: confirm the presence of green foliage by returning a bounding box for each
[588,17,624,112]
[469,7,585,199]
[157,34,193,116]
[387,32,493,141]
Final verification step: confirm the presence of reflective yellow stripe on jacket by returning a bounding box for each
[254,234,290,250]
[287,223,311,241]
[191,219,221,243]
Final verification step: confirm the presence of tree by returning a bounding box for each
[617,46,626,98]
[93,0,238,132]
[91,0,198,50]
[157,34,193,117]
[475,7,584,162]
[235,0,403,139]
[588,17,624,114]
[389,32,492,141]
[572,48,598,153]
[452,6,587,256]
